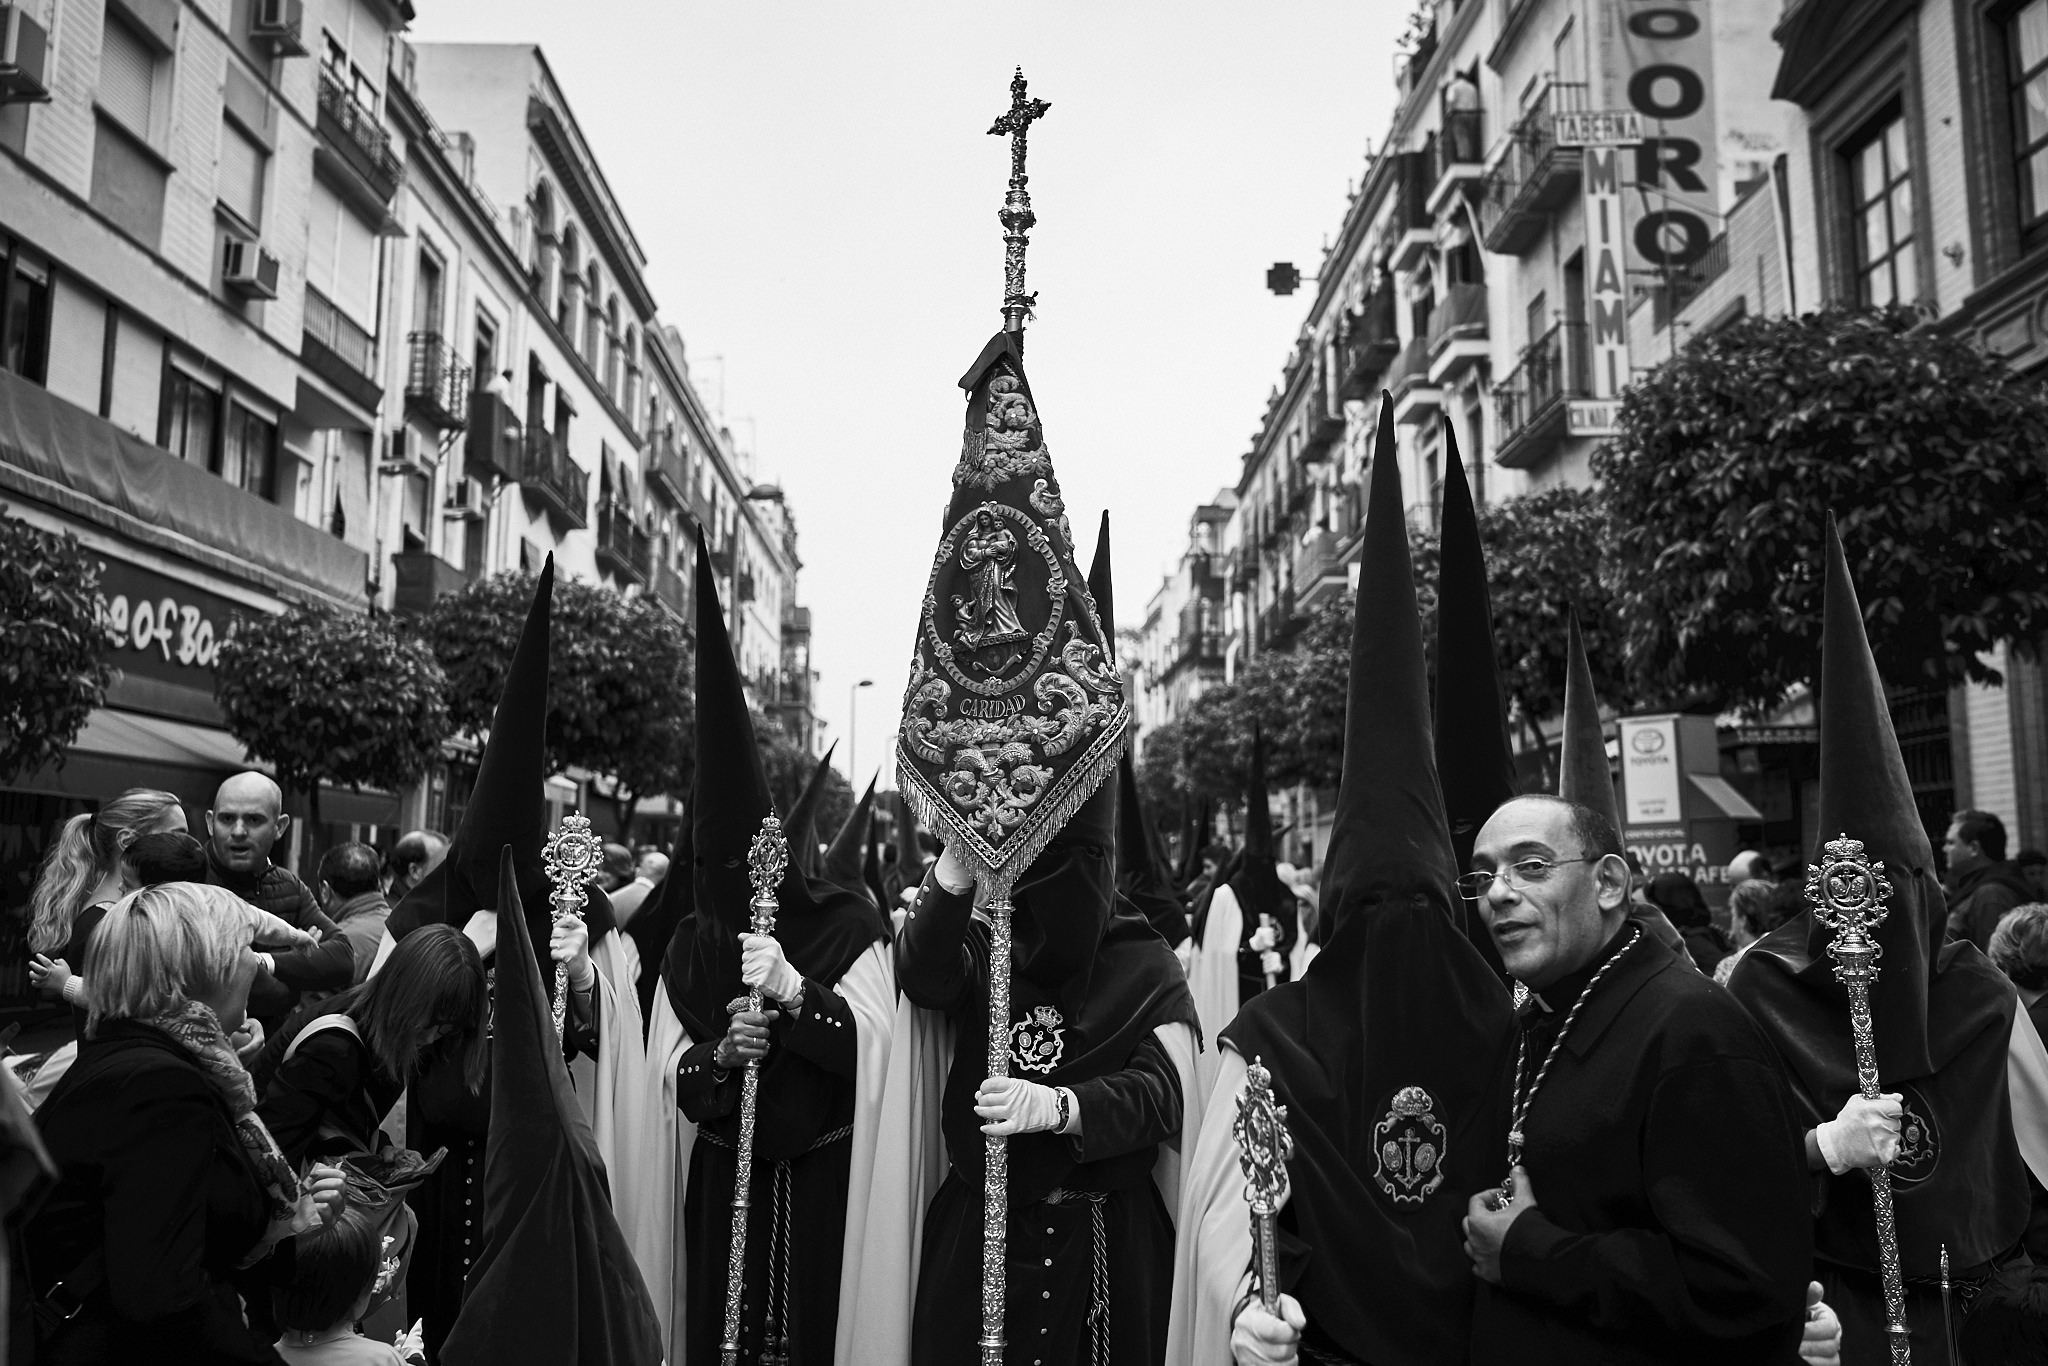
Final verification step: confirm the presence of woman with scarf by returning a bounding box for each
[23,882,346,1365]
[896,774,1200,1366]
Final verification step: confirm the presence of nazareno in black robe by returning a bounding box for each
[897,778,1198,1366]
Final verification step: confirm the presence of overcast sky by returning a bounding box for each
[410,1,1404,788]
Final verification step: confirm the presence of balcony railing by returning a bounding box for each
[404,332,470,431]
[1480,81,1589,256]
[464,390,520,482]
[1338,287,1400,401]
[595,501,651,585]
[300,286,379,409]
[1494,321,1591,469]
[391,549,474,616]
[1427,108,1486,213]
[513,427,589,528]
[651,559,688,618]
[1386,335,1431,397]
[316,69,402,205]
[1388,148,1437,274]
[1295,529,1341,589]
[1301,356,1345,461]
[647,434,690,507]
[1428,282,1489,355]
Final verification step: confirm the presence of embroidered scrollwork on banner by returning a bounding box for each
[953,373,1053,489]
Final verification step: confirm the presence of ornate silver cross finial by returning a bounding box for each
[1233,1057,1294,1317]
[1806,834,1893,987]
[748,814,788,936]
[542,813,603,1036]
[987,67,1050,335]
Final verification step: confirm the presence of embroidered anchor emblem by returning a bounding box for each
[1372,1085,1447,1205]
[1008,1004,1066,1074]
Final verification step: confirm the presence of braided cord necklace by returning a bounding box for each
[1500,925,1642,1205]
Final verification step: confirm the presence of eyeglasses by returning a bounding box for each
[1455,854,1604,902]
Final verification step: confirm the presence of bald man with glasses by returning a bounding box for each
[1456,793,1819,1366]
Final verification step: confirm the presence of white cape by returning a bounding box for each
[1166,1042,1257,1366]
[1186,883,1244,1102]
[633,940,898,1366]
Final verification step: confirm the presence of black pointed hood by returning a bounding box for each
[784,743,837,877]
[1430,418,1512,975]
[666,545,885,1041]
[862,827,888,913]
[439,848,663,1366]
[1731,515,2027,1276]
[387,558,608,982]
[882,789,927,906]
[1221,395,1516,1365]
[1557,611,1618,832]
[1085,509,1114,651]
[823,779,876,896]
[1230,722,1292,935]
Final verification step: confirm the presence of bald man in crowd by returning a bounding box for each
[207,771,327,1028]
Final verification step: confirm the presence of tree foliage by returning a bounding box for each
[0,511,112,779]
[214,604,450,825]
[755,710,852,840]
[1597,305,2048,713]
[417,572,692,840]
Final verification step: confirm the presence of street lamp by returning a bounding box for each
[849,678,874,781]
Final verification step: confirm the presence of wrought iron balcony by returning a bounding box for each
[1427,282,1490,384]
[651,558,688,618]
[300,286,378,409]
[316,68,401,206]
[595,501,651,585]
[1390,150,1436,272]
[513,427,588,529]
[1301,356,1345,462]
[1427,109,1486,214]
[1480,81,1588,257]
[1495,321,1591,470]
[1338,287,1400,401]
[404,332,470,431]
[647,432,690,507]
[1294,529,1343,597]
[391,549,474,616]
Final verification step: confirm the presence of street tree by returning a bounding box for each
[1597,304,2048,714]
[419,572,692,842]
[0,511,111,779]
[213,605,450,837]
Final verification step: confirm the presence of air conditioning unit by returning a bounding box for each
[443,476,487,521]
[221,236,280,300]
[380,426,434,479]
[0,5,53,105]
[250,0,308,56]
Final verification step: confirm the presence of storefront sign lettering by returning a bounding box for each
[89,557,252,689]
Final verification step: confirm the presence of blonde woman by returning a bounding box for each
[21,882,345,1365]
[26,790,187,1003]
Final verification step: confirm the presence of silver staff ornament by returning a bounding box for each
[1807,835,1910,1366]
[1233,1057,1295,1318]
[719,814,788,1366]
[541,813,602,1038]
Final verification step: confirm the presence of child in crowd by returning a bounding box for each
[274,1208,425,1365]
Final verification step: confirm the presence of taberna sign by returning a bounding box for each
[1617,0,1720,272]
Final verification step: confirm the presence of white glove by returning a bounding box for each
[1232,1294,1305,1366]
[461,909,498,959]
[550,914,594,991]
[1249,923,1279,953]
[740,933,804,1004]
[974,1075,1064,1136]
[934,845,975,895]
[1260,951,1284,979]
[396,1319,428,1365]
[1815,1092,1902,1174]
[1800,1281,1841,1364]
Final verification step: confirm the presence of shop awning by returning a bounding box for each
[70,708,262,770]
[1689,773,1764,822]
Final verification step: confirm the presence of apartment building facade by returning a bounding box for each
[1130,493,1233,733]
[0,11,813,922]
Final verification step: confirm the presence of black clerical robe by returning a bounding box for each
[897,878,1190,1366]
[1472,929,1812,1366]
[674,977,860,1366]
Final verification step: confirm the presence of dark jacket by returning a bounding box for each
[1945,861,2034,952]
[254,1010,401,1168]
[204,844,320,929]
[1471,933,1812,1365]
[24,1022,291,1366]
[263,890,389,1003]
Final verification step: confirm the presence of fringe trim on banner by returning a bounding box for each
[896,711,1130,900]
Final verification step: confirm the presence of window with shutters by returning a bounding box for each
[96,13,155,138]
[2,250,51,386]
[217,119,267,230]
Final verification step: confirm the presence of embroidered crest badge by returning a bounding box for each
[1372,1085,1447,1205]
[1890,1085,1940,1184]
[1008,1004,1066,1073]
